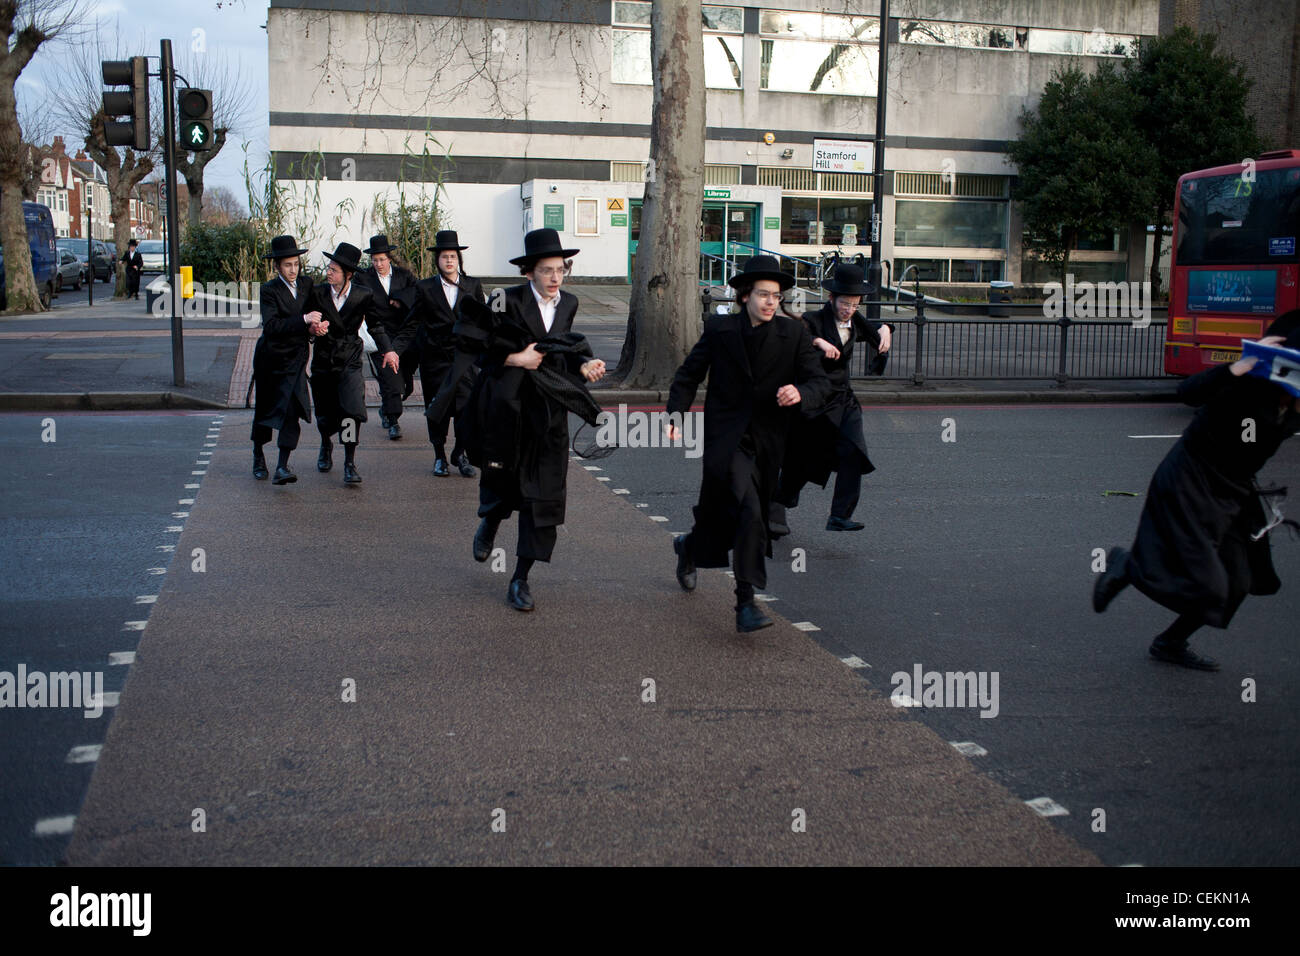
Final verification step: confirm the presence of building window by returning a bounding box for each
[899,19,1137,57]
[759,167,872,193]
[895,171,1009,199]
[894,199,1007,249]
[780,196,871,246]
[760,9,878,95]
[57,192,66,212]
[613,2,743,89]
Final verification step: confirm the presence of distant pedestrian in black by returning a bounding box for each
[774,263,891,533]
[393,230,486,477]
[309,242,400,485]
[122,239,143,299]
[250,235,323,484]
[667,256,831,632]
[462,228,606,612]
[357,234,418,440]
[1094,311,1300,670]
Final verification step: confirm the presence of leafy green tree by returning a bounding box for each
[1009,63,1156,286]
[1124,27,1262,296]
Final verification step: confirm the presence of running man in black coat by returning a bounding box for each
[467,228,606,612]
[775,263,891,532]
[308,242,400,485]
[250,234,324,484]
[391,230,486,477]
[1093,311,1300,670]
[667,256,831,632]
[356,234,418,440]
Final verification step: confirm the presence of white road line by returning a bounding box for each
[172,512,189,518]
[793,621,821,632]
[191,471,206,476]
[840,656,871,669]
[179,498,194,505]
[891,694,920,708]
[108,652,135,666]
[66,744,102,764]
[123,621,147,631]
[583,466,602,471]
[635,503,648,508]
[649,515,668,522]
[184,484,200,489]
[612,488,630,494]
[33,816,76,837]
[950,741,988,757]
[135,595,157,604]
[146,567,166,575]
[86,691,120,709]
[755,593,777,602]
[156,545,175,552]
[1128,435,1180,439]
[597,476,611,482]
[203,443,216,447]
[1025,796,1069,817]
[165,526,184,532]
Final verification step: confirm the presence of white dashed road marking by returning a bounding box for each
[33,816,76,837]
[950,741,988,757]
[839,655,871,669]
[108,652,135,666]
[66,745,102,764]
[1025,797,1069,817]
[793,621,820,632]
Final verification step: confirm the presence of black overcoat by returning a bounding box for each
[667,312,831,568]
[308,280,390,428]
[464,282,585,527]
[781,303,880,489]
[394,273,485,409]
[252,277,313,430]
[356,264,418,342]
[1127,363,1300,628]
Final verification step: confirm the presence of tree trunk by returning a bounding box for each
[615,0,705,389]
[83,112,153,298]
[0,56,42,312]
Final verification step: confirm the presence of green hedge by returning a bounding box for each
[180,222,259,285]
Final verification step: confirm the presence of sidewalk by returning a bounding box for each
[1,286,1179,411]
[65,413,1098,865]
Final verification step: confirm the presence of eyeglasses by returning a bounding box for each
[534,267,567,278]
[750,291,783,303]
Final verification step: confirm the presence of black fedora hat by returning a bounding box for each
[509,228,579,268]
[364,234,397,255]
[322,242,363,273]
[727,255,794,291]
[428,230,469,253]
[264,234,308,260]
[822,263,870,296]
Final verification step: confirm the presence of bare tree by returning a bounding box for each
[171,47,256,230]
[0,0,86,312]
[202,183,244,224]
[615,0,706,387]
[52,30,159,296]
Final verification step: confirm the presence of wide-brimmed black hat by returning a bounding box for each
[822,263,870,296]
[428,230,469,253]
[322,242,363,273]
[727,255,794,291]
[509,228,579,268]
[264,234,308,260]
[364,234,397,255]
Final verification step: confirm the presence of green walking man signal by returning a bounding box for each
[177,88,214,151]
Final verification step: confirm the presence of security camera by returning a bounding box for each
[548,185,558,193]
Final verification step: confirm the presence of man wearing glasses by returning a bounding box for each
[666,256,830,632]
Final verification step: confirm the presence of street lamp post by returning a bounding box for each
[866,0,890,322]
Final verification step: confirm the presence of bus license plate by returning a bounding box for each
[1209,350,1240,363]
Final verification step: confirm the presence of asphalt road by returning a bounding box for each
[0,410,224,864]
[586,402,1300,866]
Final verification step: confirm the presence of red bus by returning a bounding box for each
[1165,149,1300,375]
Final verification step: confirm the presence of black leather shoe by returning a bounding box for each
[768,503,790,537]
[736,602,773,633]
[272,465,297,485]
[1149,639,1219,671]
[388,422,401,440]
[826,515,865,531]
[1092,547,1130,613]
[473,518,500,562]
[317,441,333,472]
[343,462,362,484]
[507,578,534,612]
[673,534,696,591]
[253,452,268,481]
[454,452,476,478]
[432,458,450,477]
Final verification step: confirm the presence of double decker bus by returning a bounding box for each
[1165,149,1300,375]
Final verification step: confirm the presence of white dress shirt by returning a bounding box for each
[441,275,459,309]
[531,282,558,333]
[377,271,391,296]
[331,281,350,312]
[837,320,852,345]
[279,276,297,298]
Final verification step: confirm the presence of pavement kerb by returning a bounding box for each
[0,392,229,411]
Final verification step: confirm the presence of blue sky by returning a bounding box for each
[20,0,272,205]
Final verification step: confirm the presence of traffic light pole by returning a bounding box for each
[866,0,889,323]
[160,38,184,387]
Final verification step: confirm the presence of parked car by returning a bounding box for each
[57,237,112,282]
[55,250,84,293]
[0,201,58,310]
[136,239,166,273]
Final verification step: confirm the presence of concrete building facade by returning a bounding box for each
[268,0,1159,286]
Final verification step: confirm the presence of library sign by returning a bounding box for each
[812,139,874,173]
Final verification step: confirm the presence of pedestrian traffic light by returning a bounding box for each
[102,57,150,152]
[177,88,214,151]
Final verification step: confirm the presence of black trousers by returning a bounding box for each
[368,347,415,421]
[779,414,868,521]
[251,414,301,450]
[419,348,472,457]
[479,481,558,562]
[126,269,140,296]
